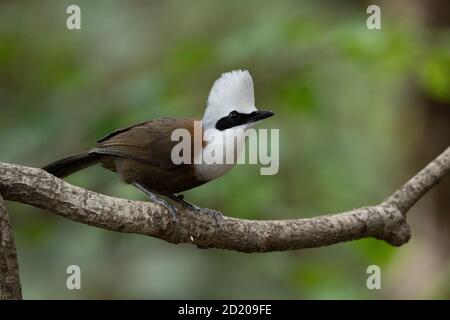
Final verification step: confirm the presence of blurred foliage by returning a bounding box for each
[0,0,449,299]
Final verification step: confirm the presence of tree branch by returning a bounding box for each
[0,147,448,253]
[0,194,22,299]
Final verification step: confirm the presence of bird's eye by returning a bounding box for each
[229,111,238,118]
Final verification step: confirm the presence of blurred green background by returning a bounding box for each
[1,0,449,299]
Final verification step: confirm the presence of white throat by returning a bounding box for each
[194,125,249,181]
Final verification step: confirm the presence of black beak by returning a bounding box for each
[246,110,274,124]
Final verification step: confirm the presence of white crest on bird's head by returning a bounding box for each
[202,70,256,129]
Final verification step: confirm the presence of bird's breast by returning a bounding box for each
[194,162,236,181]
[194,128,246,181]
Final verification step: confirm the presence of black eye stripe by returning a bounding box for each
[215,110,273,131]
[216,111,252,130]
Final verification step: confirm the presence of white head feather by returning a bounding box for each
[202,70,257,129]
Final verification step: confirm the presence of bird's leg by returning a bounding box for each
[132,182,178,221]
[166,194,201,211]
[168,194,223,225]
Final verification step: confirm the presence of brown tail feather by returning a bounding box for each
[42,152,102,178]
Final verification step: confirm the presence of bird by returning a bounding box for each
[43,70,274,210]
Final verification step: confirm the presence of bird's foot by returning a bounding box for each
[153,197,179,222]
[167,194,201,212]
[132,183,178,222]
[176,195,202,212]
[168,194,223,225]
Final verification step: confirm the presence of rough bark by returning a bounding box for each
[0,147,448,254]
[0,194,22,300]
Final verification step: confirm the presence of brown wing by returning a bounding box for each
[96,121,151,143]
[92,118,196,168]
